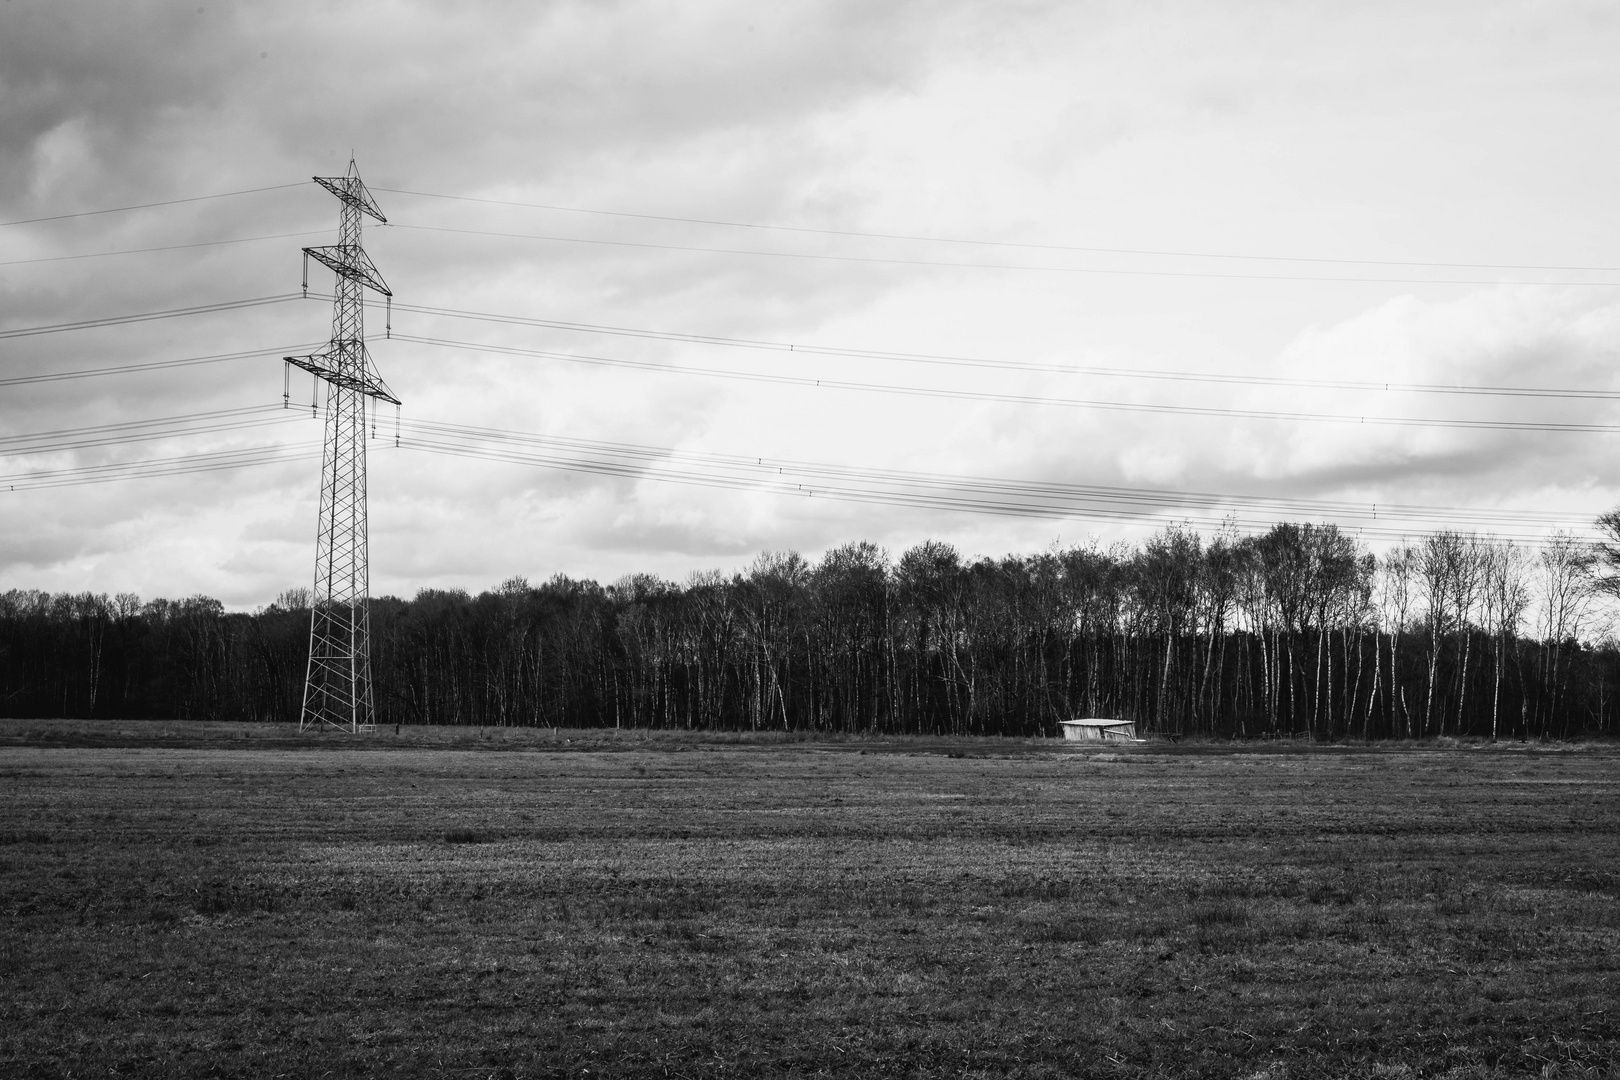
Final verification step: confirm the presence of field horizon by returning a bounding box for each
[2,720,1617,1078]
[6,716,1615,753]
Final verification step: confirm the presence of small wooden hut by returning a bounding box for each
[1058,718,1140,742]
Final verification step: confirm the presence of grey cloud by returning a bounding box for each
[2,2,962,216]
[7,2,1620,605]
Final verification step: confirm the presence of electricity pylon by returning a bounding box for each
[284,159,400,733]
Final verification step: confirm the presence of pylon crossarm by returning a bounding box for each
[360,345,401,405]
[314,175,387,223]
[284,354,402,405]
[303,244,392,296]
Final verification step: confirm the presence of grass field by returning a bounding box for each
[1,721,1617,1079]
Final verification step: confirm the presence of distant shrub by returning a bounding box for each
[443,828,488,844]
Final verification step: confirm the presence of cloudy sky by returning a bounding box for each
[4,1,1620,607]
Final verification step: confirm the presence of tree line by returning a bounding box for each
[5,520,1620,739]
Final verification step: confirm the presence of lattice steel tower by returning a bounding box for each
[285,160,400,732]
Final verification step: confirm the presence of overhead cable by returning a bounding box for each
[0,230,326,268]
[0,404,1591,541]
[395,422,1587,544]
[401,417,1587,528]
[0,443,318,492]
[372,295,1620,402]
[390,333,1620,435]
[0,182,307,228]
[387,221,1620,287]
[0,294,303,340]
[0,405,301,459]
[0,343,323,389]
[374,186,1620,275]
[29,282,1614,405]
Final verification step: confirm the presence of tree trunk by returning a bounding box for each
[1425,621,1440,737]
[1365,630,1380,741]
[1491,632,1503,742]
[1456,627,1472,736]
[1313,629,1324,737]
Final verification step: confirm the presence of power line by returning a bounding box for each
[0,405,302,458]
[27,283,1610,406]
[0,182,307,228]
[0,343,324,389]
[403,417,1587,527]
[0,402,1592,540]
[0,179,1599,542]
[390,333,1620,435]
[24,280,1611,406]
[377,295,1620,403]
[0,230,325,268]
[389,222,1620,287]
[374,186,1620,275]
[0,442,318,492]
[394,418,1592,543]
[0,404,286,445]
[0,294,303,341]
[19,178,1606,275]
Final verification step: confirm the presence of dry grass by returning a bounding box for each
[1,720,1618,1078]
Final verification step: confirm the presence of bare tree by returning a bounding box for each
[1418,532,1466,736]
[1450,535,1488,735]
[1195,527,1240,731]
[739,551,810,731]
[1479,538,1530,742]
[1377,544,1419,738]
[1131,525,1202,735]
[1537,532,1596,738]
[1591,509,1620,605]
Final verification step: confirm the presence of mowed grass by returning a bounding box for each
[1,722,1618,1079]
